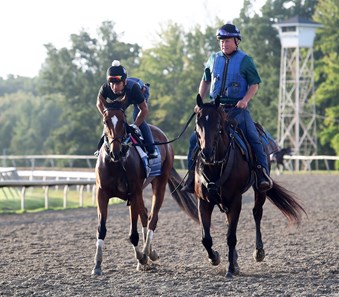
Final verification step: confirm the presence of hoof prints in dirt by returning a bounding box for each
[0,174,338,296]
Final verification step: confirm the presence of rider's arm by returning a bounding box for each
[96,94,107,117]
[134,100,149,127]
[198,80,211,99]
[236,84,259,109]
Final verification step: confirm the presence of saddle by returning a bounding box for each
[126,126,162,178]
[230,122,279,163]
[226,121,278,193]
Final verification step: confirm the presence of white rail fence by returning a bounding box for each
[0,167,96,211]
[281,155,339,171]
[0,154,187,170]
[0,154,338,211]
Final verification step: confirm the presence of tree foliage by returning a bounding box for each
[0,0,338,164]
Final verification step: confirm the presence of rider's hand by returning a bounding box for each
[103,109,110,121]
[130,124,142,136]
[236,99,248,109]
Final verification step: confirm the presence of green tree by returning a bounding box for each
[137,22,221,154]
[234,0,318,137]
[37,21,142,154]
[313,0,339,156]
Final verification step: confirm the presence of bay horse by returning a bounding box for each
[192,94,306,278]
[92,104,199,275]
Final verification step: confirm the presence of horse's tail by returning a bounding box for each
[266,181,307,226]
[168,167,200,223]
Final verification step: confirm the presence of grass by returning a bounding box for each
[0,187,121,214]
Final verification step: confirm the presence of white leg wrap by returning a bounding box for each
[97,239,104,248]
[147,230,154,242]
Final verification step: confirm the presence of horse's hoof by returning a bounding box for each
[209,251,220,266]
[138,253,148,265]
[91,268,102,276]
[233,266,240,276]
[137,262,151,271]
[149,250,159,261]
[225,271,233,278]
[253,248,265,262]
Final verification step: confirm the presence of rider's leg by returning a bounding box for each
[234,109,273,191]
[181,132,197,193]
[139,121,158,159]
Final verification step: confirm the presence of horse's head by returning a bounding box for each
[195,95,227,164]
[103,106,129,162]
[285,147,292,155]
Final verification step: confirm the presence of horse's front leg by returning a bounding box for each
[129,196,148,269]
[198,199,220,266]
[92,188,109,276]
[142,182,166,262]
[139,206,158,261]
[225,196,241,278]
[252,189,266,262]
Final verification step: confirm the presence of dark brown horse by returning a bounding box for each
[192,94,306,278]
[92,104,199,275]
[271,147,292,172]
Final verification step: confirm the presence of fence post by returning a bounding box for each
[20,187,26,211]
[44,186,49,209]
[63,185,68,208]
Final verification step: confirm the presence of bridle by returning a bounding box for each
[104,107,130,162]
[196,104,231,166]
[195,103,236,211]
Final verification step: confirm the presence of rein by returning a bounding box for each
[196,105,238,213]
[198,129,236,187]
[130,111,196,147]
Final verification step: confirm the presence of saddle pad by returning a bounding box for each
[131,136,162,178]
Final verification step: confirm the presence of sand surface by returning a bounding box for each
[0,173,338,296]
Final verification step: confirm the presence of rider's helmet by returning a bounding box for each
[106,60,127,83]
[216,23,242,40]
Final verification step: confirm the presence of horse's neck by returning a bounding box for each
[217,127,231,157]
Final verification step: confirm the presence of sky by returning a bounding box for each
[0,0,254,78]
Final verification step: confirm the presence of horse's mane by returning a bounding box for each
[199,101,234,129]
[106,101,126,113]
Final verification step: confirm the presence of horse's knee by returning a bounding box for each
[129,231,139,247]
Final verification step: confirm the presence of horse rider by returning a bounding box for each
[182,22,273,193]
[95,60,158,159]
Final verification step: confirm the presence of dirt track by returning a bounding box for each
[0,173,338,297]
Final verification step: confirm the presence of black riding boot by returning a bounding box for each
[255,164,273,192]
[181,170,195,193]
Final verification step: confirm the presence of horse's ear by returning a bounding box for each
[215,96,220,108]
[197,94,203,107]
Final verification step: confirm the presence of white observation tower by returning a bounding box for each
[273,16,322,170]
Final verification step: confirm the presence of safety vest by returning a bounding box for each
[210,50,248,104]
